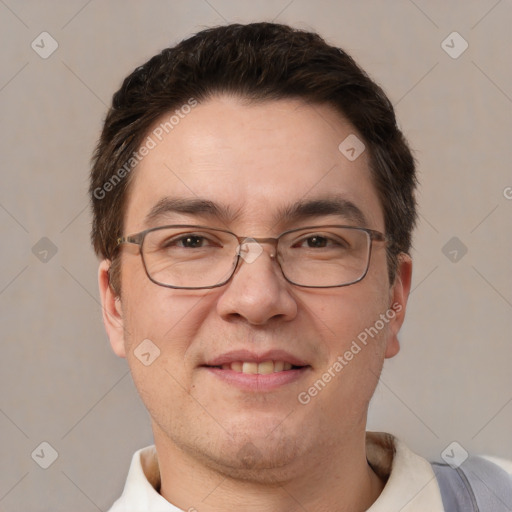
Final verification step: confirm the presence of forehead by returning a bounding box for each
[124,96,384,233]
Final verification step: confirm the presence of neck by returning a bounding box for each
[153,427,385,512]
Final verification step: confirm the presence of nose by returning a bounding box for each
[216,240,298,325]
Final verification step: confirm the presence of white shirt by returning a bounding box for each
[108,432,512,511]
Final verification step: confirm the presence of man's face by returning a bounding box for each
[100,96,410,479]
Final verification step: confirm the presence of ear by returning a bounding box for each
[98,259,126,358]
[384,253,413,359]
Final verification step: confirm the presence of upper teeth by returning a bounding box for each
[221,361,293,374]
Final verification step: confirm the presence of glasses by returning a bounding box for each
[116,224,388,289]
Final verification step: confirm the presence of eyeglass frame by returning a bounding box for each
[115,224,389,290]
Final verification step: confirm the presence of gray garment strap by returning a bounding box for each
[432,456,512,511]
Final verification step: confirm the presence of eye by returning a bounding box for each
[174,234,208,248]
[303,235,329,248]
[293,233,348,249]
[159,232,221,250]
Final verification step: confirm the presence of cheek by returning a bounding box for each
[120,268,221,390]
[119,287,213,425]
[298,291,390,421]
[298,282,389,350]
[296,276,391,386]
[121,258,209,342]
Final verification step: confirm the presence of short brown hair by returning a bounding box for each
[90,22,417,292]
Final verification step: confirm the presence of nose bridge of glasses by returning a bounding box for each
[236,236,279,263]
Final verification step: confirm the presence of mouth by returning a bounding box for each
[205,360,306,374]
[200,351,311,391]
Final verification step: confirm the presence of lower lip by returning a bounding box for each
[202,366,310,392]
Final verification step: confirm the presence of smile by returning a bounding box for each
[201,350,311,391]
[215,361,298,374]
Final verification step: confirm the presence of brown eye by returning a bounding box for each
[292,233,349,250]
[305,236,328,248]
[177,235,205,248]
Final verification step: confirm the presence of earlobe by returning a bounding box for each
[384,254,413,359]
[98,259,126,358]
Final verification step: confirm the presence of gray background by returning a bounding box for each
[1,0,511,510]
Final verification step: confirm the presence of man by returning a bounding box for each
[90,22,511,511]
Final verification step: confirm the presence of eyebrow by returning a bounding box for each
[144,197,239,226]
[278,196,367,227]
[143,195,367,228]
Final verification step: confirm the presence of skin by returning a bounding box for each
[99,95,412,512]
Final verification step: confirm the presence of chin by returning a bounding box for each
[187,425,306,483]
[204,440,303,484]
